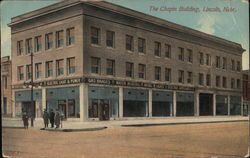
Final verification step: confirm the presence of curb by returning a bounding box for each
[40,126,108,132]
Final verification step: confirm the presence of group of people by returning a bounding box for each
[43,109,63,129]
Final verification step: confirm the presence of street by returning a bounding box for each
[2,122,248,158]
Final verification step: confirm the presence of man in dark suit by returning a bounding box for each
[49,109,55,128]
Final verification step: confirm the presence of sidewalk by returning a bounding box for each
[2,116,249,132]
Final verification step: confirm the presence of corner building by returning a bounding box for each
[9,0,245,121]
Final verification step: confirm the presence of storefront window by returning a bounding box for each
[152,91,173,116]
[176,92,194,116]
[230,96,241,115]
[216,95,228,115]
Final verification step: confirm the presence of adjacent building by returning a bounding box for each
[9,0,245,121]
[243,70,249,115]
[1,56,12,116]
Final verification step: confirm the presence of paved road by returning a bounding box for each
[2,122,248,158]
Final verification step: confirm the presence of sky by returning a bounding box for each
[1,0,249,70]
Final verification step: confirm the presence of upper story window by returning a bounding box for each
[178,47,184,61]
[45,33,53,50]
[216,76,220,87]
[199,73,204,85]
[106,31,115,48]
[26,38,33,54]
[237,79,241,89]
[138,38,146,53]
[138,64,146,79]
[46,61,53,78]
[178,70,184,83]
[199,52,204,65]
[154,42,161,57]
[155,66,161,80]
[35,63,42,79]
[216,56,220,68]
[206,54,211,66]
[26,65,32,80]
[34,36,42,52]
[187,49,193,63]
[17,66,24,81]
[206,74,211,86]
[56,60,64,76]
[67,27,75,46]
[106,59,115,76]
[17,40,24,56]
[91,27,100,45]
[91,57,100,74]
[231,78,235,88]
[222,57,227,69]
[231,59,235,70]
[56,30,64,48]
[187,71,192,84]
[165,68,171,82]
[67,57,75,74]
[126,35,133,51]
[126,62,133,77]
[237,61,241,72]
[222,76,227,88]
[165,44,171,58]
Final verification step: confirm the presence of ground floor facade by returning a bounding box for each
[12,77,243,121]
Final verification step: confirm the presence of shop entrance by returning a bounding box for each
[199,93,213,116]
[89,99,110,121]
[58,100,67,118]
[22,101,36,117]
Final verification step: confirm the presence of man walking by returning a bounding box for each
[49,109,55,128]
[43,109,49,128]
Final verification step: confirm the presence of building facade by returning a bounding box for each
[9,0,245,121]
[243,70,249,115]
[1,56,12,116]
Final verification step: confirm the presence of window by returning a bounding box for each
[35,63,42,79]
[231,78,235,89]
[106,31,115,47]
[206,74,211,86]
[237,79,241,89]
[216,76,220,87]
[56,30,64,48]
[17,40,24,55]
[206,54,211,66]
[178,47,184,61]
[237,61,241,71]
[126,62,133,77]
[91,27,100,45]
[154,42,161,57]
[126,35,133,51]
[3,76,7,89]
[106,59,115,76]
[199,73,204,85]
[199,52,204,65]
[222,57,227,69]
[155,66,161,80]
[187,71,192,84]
[216,56,220,68]
[187,49,192,63]
[17,66,24,80]
[56,60,64,76]
[91,57,100,74]
[138,64,146,79]
[222,76,227,88]
[178,70,184,83]
[165,44,171,58]
[26,65,32,80]
[26,38,33,54]
[34,36,42,52]
[138,38,146,53]
[66,27,75,45]
[46,61,53,77]
[67,57,75,74]
[45,33,53,50]
[165,68,171,82]
[231,59,235,70]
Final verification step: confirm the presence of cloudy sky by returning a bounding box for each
[1,0,249,70]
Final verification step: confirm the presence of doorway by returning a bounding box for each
[199,93,213,116]
[89,99,110,121]
[22,101,36,117]
[58,100,67,118]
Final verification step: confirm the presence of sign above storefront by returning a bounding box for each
[13,77,195,91]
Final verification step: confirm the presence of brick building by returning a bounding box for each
[9,0,245,121]
[1,56,12,116]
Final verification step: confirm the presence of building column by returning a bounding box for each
[194,92,199,116]
[173,91,176,117]
[148,89,152,117]
[213,94,216,116]
[42,88,46,110]
[228,95,231,116]
[12,90,16,118]
[119,87,123,118]
[80,84,88,121]
[241,96,243,116]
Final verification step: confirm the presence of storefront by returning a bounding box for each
[199,93,213,116]
[230,96,241,115]
[176,92,194,116]
[216,95,228,115]
[152,90,173,116]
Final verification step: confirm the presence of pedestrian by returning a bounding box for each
[54,111,61,129]
[43,109,49,128]
[22,111,29,129]
[49,109,55,128]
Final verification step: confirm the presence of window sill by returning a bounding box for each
[91,44,101,48]
[138,52,146,55]
[126,50,133,54]
[106,46,115,50]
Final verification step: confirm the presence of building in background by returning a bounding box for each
[8,0,245,121]
[243,70,249,116]
[1,56,12,117]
